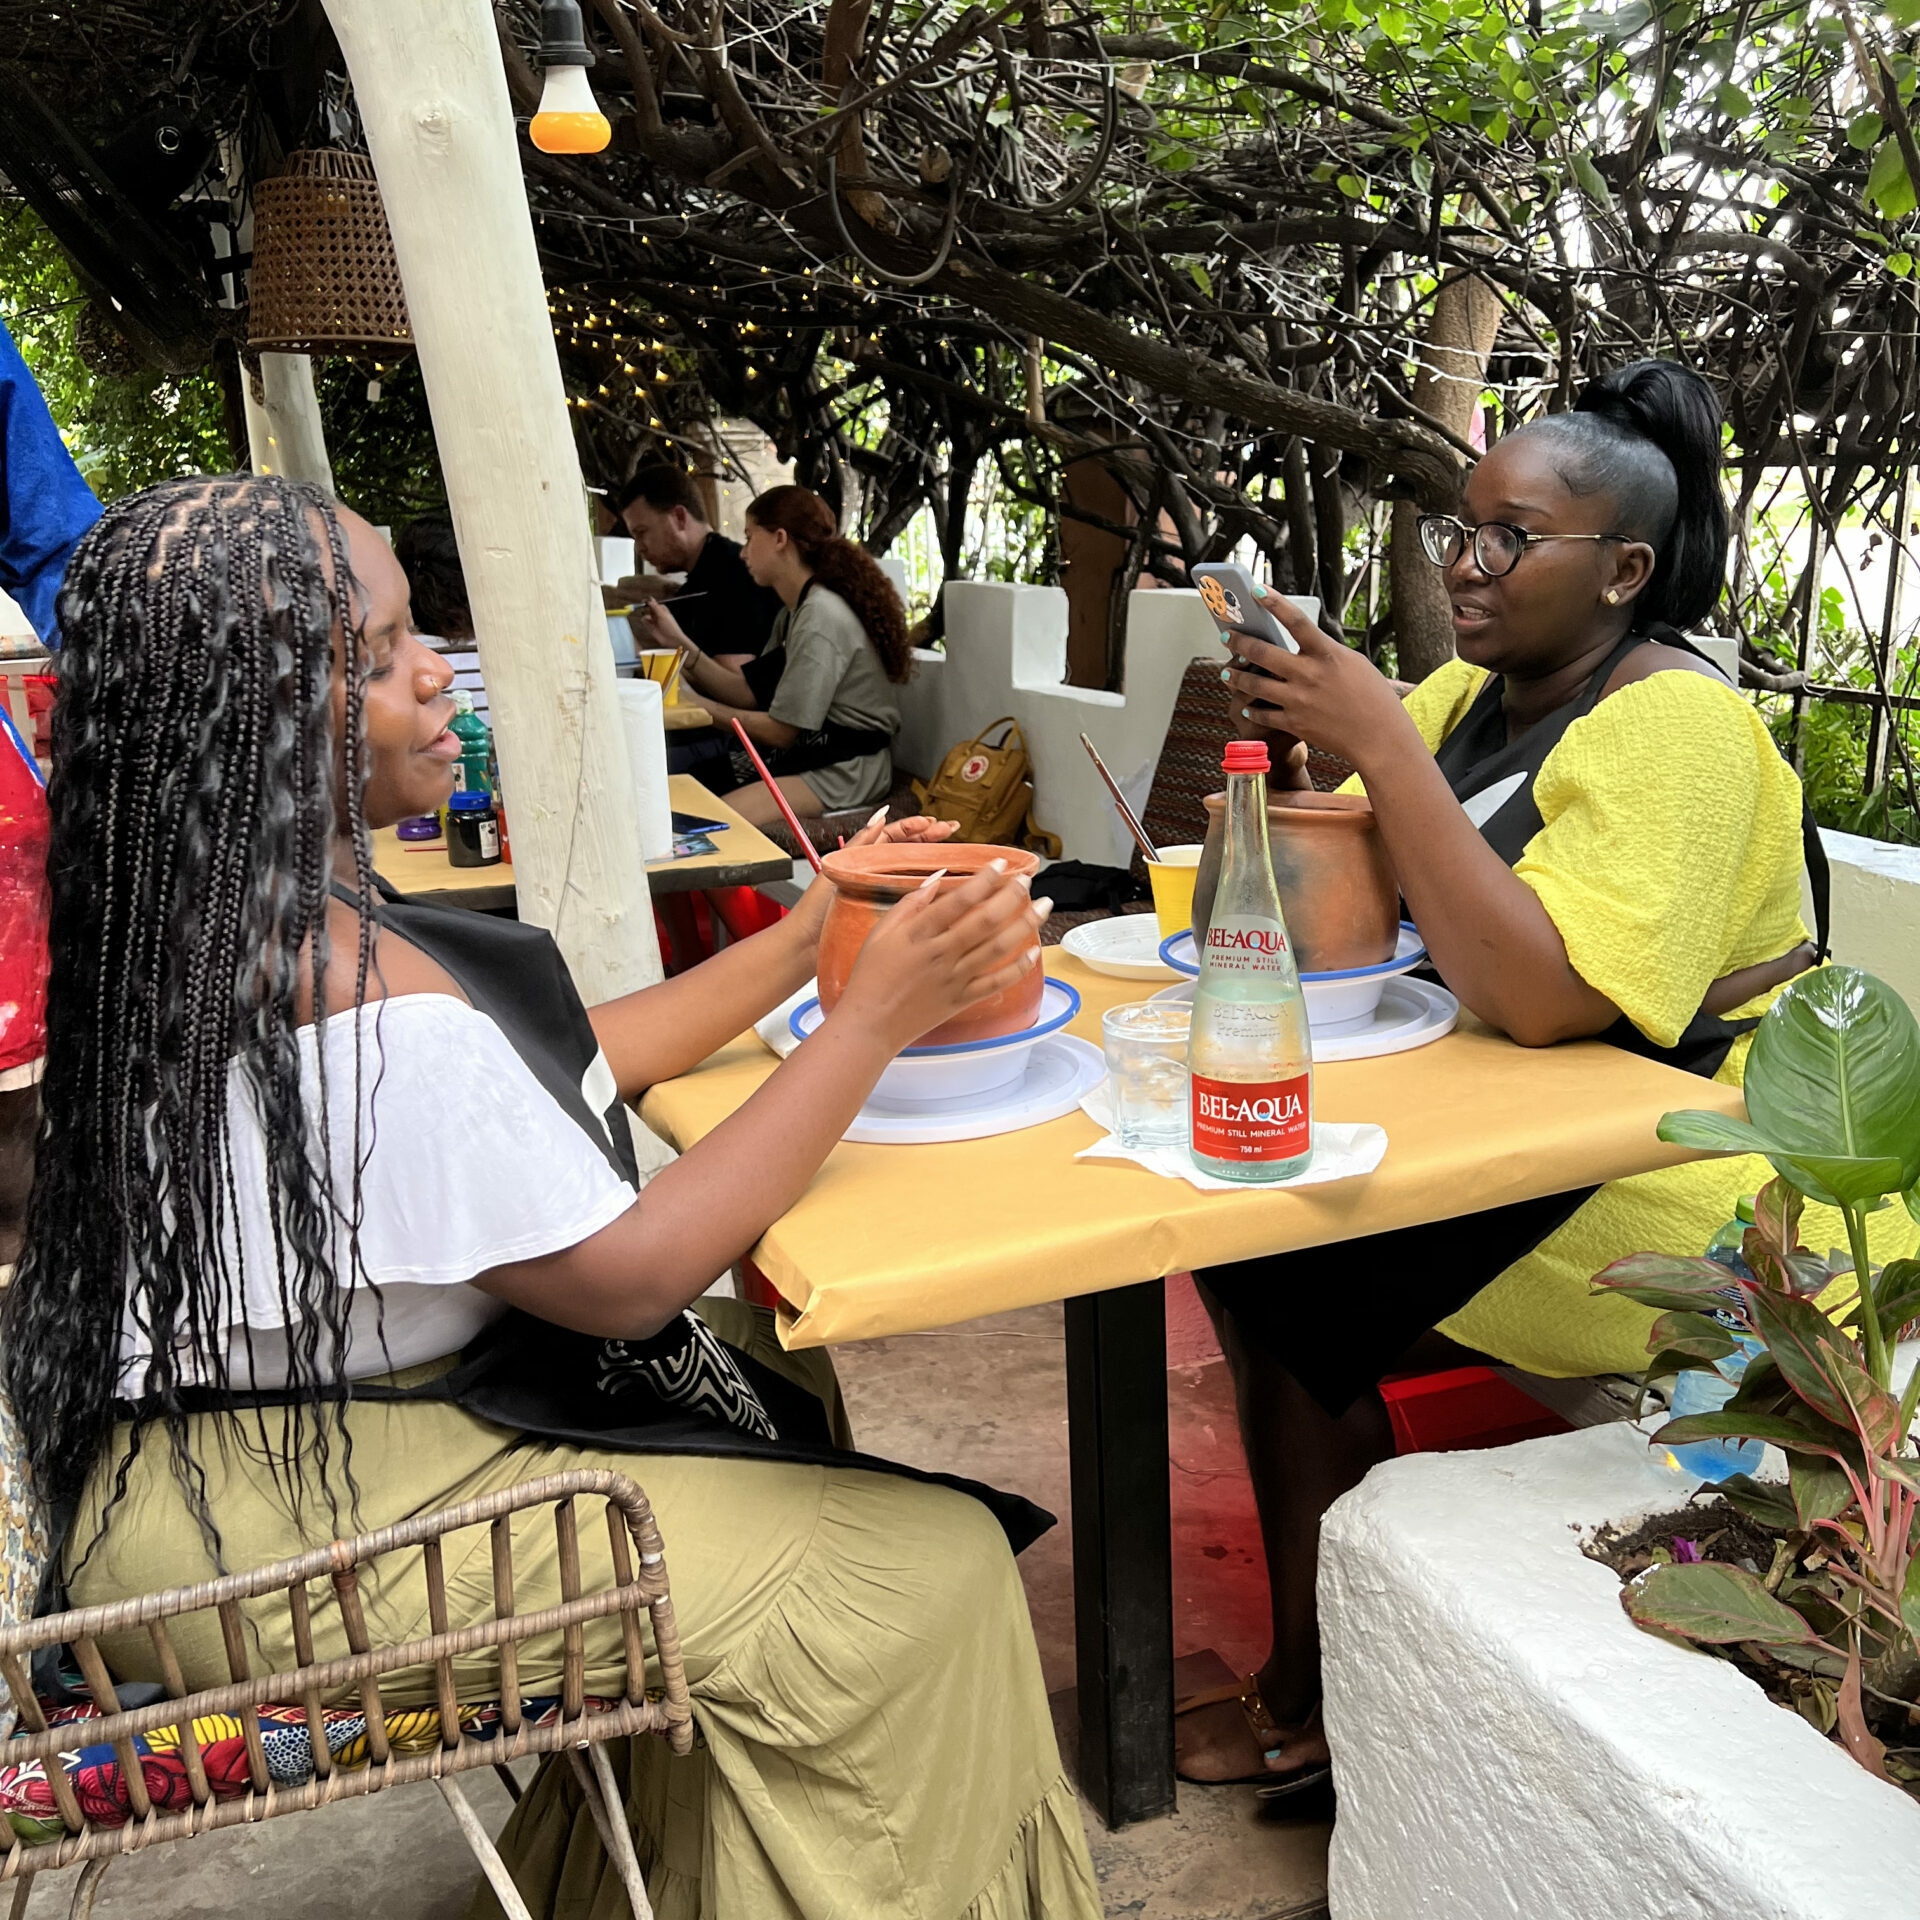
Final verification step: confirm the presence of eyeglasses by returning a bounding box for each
[1417,514,1628,579]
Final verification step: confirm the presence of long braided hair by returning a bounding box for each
[5,474,380,1544]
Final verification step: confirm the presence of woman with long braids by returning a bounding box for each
[642,483,909,822]
[10,474,1100,1920]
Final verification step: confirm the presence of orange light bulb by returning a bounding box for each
[531,64,610,154]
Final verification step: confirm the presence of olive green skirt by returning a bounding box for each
[69,1303,1100,1920]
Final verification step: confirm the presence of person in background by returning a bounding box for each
[0,312,101,1276]
[615,465,780,670]
[394,517,474,642]
[648,485,908,826]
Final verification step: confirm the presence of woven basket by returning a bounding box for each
[248,150,412,354]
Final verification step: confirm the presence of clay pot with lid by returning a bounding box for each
[1192,791,1399,974]
[816,843,1045,1046]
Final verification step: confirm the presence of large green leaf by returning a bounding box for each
[1592,1251,1744,1314]
[1716,1472,1798,1532]
[1647,1310,1739,1362]
[1744,969,1920,1198]
[1866,1258,1920,1341]
[1661,971,1920,1209]
[1658,1407,1854,1460]
[1624,1562,1821,1648]
[1869,139,1920,221]
[1749,1288,1902,1453]
[1657,1112,1906,1209]
[1788,1451,1855,1528]
[1902,1550,1920,1649]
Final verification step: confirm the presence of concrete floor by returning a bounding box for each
[16,1281,1327,1920]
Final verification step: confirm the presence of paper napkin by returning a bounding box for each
[1076,1081,1387,1192]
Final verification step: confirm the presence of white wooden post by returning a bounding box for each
[242,351,336,495]
[320,0,661,999]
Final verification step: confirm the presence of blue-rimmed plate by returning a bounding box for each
[1159,923,1427,1031]
[789,978,1083,1104]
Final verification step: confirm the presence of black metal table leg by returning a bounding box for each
[1065,1277,1175,1827]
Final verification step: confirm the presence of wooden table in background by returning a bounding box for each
[373,774,793,910]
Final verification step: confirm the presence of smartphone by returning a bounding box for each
[1190,562,1300,654]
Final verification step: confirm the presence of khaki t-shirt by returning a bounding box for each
[766,584,901,741]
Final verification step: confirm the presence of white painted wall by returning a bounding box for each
[1321,1423,1920,1919]
[1817,829,1920,1014]
[896,582,1227,867]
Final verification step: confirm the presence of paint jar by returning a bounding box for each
[396,815,440,843]
[446,791,502,868]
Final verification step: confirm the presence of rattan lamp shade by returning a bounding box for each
[248,150,413,354]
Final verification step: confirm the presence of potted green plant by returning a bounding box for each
[1595,964,1920,1783]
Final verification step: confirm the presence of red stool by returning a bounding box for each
[1378,1365,1572,1454]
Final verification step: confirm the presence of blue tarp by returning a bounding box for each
[0,315,101,645]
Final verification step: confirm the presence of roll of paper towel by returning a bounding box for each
[616,679,674,862]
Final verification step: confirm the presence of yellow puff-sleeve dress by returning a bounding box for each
[1374,657,1918,1378]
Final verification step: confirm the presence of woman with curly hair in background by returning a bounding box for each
[641,483,910,823]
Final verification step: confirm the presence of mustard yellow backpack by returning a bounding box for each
[911,716,1062,856]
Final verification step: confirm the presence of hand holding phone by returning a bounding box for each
[1190,563,1302,655]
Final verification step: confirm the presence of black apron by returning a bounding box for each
[113,884,1051,1554]
[1198,631,1828,1415]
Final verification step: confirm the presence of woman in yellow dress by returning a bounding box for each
[1174,360,1919,1792]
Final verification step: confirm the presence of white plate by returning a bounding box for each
[1149,974,1459,1062]
[1062,915,1177,980]
[842,1035,1106,1143]
[1161,923,1428,1029]
[790,979,1083,1104]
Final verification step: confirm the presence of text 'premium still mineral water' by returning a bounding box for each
[1188,739,1314,1182]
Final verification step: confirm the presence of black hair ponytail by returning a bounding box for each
[1573,359,1730,631]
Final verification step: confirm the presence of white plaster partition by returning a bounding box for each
[897,582,1224,866]
[1817,829,1920,1016]
[1321,1423,1920,1920]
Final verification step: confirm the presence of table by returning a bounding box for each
[372,775,793,910]
[641,953,1745,1826]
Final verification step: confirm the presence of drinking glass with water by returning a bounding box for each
[1101,1002,1192,1150]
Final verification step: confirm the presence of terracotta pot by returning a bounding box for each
[816,842,1045,1045]
[1193,791,1399,974]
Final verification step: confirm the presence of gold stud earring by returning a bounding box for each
[1605,589,1620,605]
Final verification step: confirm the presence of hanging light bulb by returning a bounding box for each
[531,0,610,155]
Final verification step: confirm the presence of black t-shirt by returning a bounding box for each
[678,532,782,659]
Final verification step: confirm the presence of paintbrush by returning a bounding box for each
[732,719,823,874]
[1079,733,1158,863]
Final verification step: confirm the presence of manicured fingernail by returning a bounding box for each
[989,857,1008,872]
[1025,945,1042,963]
[1264,1748,1283,1762]
[1220,668,1232,682]
[867,805,889,826]
[1241,707,1252,719]
[1015,872,1034,890]
[1033,897,1054,918]
[920,868,948,891]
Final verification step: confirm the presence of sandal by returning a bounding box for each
[1254,1703,1334,1804]
[1174,1673,1330,1791]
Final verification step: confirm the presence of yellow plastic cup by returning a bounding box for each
[638,648,682,705]
[1146,843,1203,939]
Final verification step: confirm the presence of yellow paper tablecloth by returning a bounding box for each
[640,954,1745,1349]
